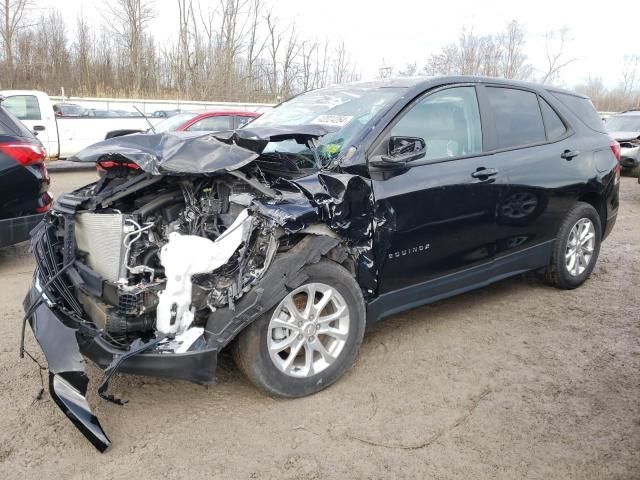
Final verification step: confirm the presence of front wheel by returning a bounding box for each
[545,202,602,289]
[233,260,366,397]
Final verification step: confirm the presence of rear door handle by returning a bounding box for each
[561,149,579,160]
[33,125,46,131]
[471,167,498,179]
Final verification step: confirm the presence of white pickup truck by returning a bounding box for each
[0,90,161,159]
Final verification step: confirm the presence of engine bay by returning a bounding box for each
[62,167,281,350]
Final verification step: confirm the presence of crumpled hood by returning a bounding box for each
[608,130,640,143]
[68,124,336,175]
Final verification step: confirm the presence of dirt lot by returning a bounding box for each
[0,171,638,479]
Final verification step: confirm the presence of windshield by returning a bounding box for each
[248,85,404,167]
[606,115,640,133]
[154,112,198,133]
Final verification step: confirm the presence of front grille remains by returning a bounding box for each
[74,213,126,282]
[31,222,83,315]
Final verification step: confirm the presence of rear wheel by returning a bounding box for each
[233,260,366,397]
[545,202,601,289]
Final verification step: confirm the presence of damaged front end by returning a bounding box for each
[23,127,376,451]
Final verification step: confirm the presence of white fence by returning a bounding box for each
[49,95,275,115]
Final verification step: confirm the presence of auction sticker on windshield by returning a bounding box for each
[311,115,353,127]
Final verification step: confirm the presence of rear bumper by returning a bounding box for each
[0,213,43,248]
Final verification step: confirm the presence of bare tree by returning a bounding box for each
[621,54,639,95]
[106,0,156,95]
[501,20,531,80]
[397,62,417,77]
[0,0,33,87]
[423,21,532,80]
[540,27,575,85]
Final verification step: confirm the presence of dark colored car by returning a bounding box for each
[0,98,51,248]
[23,77,619,451]
[53,103,85,117]
[605,110,640,177]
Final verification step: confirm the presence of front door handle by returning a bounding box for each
[33,125,46,132]
[561,149,579,160]
[471,167,499,179]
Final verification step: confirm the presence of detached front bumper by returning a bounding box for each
[24,283,219,452]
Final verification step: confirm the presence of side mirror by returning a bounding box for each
[370,136,426,167]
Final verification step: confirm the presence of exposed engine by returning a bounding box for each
[68,169,278,346]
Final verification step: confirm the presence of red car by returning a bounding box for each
[104,110,261,140]
[156,110,260,133]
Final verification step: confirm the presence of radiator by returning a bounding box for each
[74,213,126,282]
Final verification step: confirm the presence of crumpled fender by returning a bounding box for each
[27,297,111,452]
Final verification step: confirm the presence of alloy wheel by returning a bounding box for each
[565,217,595,277]
[267,283,350,378]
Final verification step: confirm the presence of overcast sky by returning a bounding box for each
[50,0,636,88]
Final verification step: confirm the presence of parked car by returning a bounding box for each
[151,109,183,118]
[52,102,85,117]
[105,110,260,139]
[0,97,51,248]
[0,90,164,159]
[24,77,619,451]
[605,110,640,177]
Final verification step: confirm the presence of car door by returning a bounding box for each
[186,115,234,132]
[2,94,53,154]
[369,84,503,297]
[477,85,575,275]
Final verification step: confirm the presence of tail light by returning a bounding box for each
[610,140,621,184]
[0,142,46,166]
[97,159,140,173]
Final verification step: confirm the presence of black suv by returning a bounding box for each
[24,77,620,451]
[0,98,51,248]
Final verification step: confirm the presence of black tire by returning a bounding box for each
[232,260,366,398]
[545,202,602,289]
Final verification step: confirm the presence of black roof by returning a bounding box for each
[333,75,585,99]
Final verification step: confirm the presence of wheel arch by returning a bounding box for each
[576,192,606,234]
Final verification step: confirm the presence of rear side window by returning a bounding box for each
[551,92,605,133]
[539,98,567,140]
[236,115,254,128]
[187,115,232,132]
[2,95,41,120]
[486,87,546,149]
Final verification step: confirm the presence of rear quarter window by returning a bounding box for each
[550,92,605,133]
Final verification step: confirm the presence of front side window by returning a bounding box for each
[486,87,546,149]
[390,86,483,161]
[187,115,233,132]
[3,95,41,120]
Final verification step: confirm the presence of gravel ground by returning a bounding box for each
[0,172,638,479]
